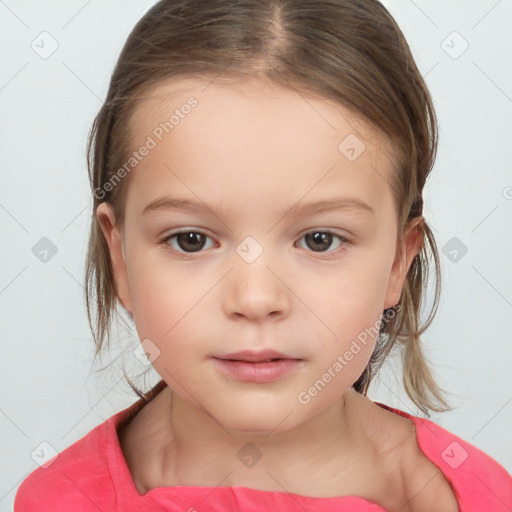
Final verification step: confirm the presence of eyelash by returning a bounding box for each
[159,229,351,260]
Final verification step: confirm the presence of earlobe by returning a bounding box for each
[384,216,425,309]
[95,202,134,314]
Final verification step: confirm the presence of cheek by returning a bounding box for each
[127,255,219,369]
[319,259,391,331]
[128,244,199,315]
[308,257,392,373]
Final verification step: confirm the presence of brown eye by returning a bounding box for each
[305,232,334,252]
[163,231,213,253]
[296,230,348,256]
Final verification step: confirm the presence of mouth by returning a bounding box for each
[213,350,300,363]
[217,358,289,363]
[213,358,302,383]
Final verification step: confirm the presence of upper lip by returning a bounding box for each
[214,350,298,362]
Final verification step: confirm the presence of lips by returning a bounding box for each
[213,356,302,383]
[214,349,299,363]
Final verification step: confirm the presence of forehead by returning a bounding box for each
[129,75,390,148]
[124,76,396,218]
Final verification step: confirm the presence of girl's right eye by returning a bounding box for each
[161,231,215,254]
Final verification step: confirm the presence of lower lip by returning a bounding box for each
[213,358,302,383]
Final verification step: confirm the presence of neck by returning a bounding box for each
[151,386,375,492]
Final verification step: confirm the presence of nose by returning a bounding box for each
[222,254,290,322]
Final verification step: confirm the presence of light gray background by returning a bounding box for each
[1,0,511,509]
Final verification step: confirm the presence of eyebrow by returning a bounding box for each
[142,196,375,218]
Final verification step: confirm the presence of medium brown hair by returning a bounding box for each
[85,0,453,416]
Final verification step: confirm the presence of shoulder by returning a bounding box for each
[14,403,140,512]
[380,403,512,509]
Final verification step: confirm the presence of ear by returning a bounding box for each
[96,202,134,314]
[383,216,425,310]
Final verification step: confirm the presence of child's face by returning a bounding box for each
[98,76,422,434]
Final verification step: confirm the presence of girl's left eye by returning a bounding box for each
[160,229,350,257]
[295,230,349,258]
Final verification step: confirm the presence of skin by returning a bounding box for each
[96,75,426,499]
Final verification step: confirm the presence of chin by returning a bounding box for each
[220,411,300,437]
[231,426,275,435]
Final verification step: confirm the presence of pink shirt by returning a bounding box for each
[14,394,512,511]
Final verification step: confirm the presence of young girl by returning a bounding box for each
[14,0,512,510]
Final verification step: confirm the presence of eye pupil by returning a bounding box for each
[178,232,205,252]
[306,232,332,252]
